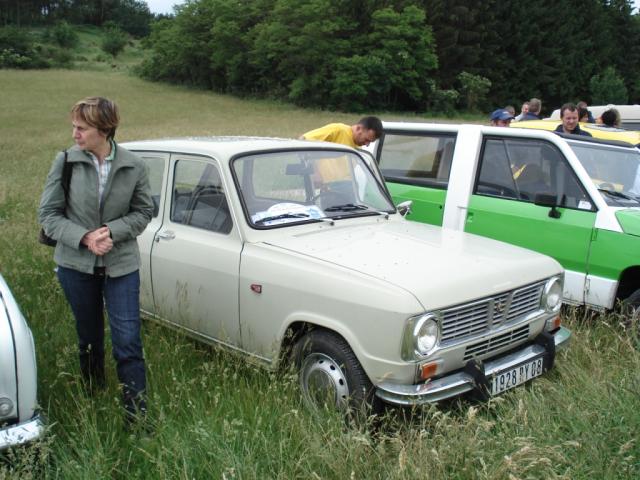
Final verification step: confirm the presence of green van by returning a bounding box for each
[372,122,640,312]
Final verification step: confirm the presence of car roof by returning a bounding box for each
[121,136,356,159]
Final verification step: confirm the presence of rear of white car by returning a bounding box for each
[0,274,45,450]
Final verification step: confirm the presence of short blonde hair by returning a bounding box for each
[71,97,120,140]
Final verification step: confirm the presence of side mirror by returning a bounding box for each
[534,193,561,218]
[396,200,412,217]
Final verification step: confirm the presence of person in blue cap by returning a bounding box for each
[490,108,515,127]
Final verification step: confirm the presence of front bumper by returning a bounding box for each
[375,326,571,406]
[0,413,46,450]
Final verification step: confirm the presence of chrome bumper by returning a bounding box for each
[0,413,46,450]
[376,326,571,406]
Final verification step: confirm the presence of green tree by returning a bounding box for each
[590,66,628,104]
[457,71,491,111]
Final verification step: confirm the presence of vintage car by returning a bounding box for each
[0,273,45,450]
[123,137,570,410]
[513,119,640,146]
[373,122,640,313]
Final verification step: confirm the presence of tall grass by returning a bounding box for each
[1,70,638,479]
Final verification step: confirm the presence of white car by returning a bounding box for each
[124,137,570,410]
[0,273,45,450]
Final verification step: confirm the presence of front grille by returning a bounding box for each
[463,325,530,361]
[440,281,545,344]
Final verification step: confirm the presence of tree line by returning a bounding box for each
[0,0,154,37]
[139,0,640,113]
[2,0,639,114]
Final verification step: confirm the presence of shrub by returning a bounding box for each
[101,27,127,58]
[457,71,491,112]
[52,21,78,48]
[0,26,48,68]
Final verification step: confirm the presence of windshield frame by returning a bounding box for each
[230,147,396,229]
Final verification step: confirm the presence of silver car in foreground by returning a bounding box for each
[125,137,570,411]
[0,273,45,450]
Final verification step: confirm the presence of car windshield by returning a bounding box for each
[232,149,395,227]
[569,141,640,206]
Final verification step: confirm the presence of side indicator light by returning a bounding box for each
[420,362,438,381]
[250,284,262,294]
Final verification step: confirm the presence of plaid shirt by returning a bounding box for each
[84,139,116,206]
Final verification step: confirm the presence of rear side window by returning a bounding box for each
[378,133,456,189]
[171,159,232,234]
[475,138,593,210]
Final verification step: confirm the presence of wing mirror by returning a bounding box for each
[396,200,413,217]
[534,193,561,218]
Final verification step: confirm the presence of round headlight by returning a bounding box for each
[414,314,440,354]
[0,397,14,417]
[542,276,563,313]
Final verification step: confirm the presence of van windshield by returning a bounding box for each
[570,141,640,206]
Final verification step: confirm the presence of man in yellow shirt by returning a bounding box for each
[301,116,383,148]
[301,117,382,185]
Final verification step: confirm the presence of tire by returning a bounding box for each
[292,329,380,415]
[621,289,640,326]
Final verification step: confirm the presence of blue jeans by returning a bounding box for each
[57,266,146,416]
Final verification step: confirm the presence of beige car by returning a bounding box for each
[123,137,570,411]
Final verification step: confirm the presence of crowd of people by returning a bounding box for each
[490,97,622,134]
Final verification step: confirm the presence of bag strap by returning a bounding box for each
[61,150,72,204]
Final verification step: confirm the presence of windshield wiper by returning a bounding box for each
[598,188,638,202]
[323,203,390,219]
[323,203,369,212]
[254,213,310,225]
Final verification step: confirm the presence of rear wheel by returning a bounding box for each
[292,329,380,415]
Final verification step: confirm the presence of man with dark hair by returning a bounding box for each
[554,103,592,136]
[599,108,621,128]
[520,98,542,120]
[301,116,383,148]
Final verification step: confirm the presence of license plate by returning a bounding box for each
[491,357,544,396]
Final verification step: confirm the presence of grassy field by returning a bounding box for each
[0,69,639,479]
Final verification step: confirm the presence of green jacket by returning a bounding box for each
[38,144,153,277]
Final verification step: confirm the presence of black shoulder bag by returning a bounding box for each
[39,150,72,247]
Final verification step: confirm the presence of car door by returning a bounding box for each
[150,154,242,346]
[465,136,597,304]
[136,152,169,314]
[376,131,456,226]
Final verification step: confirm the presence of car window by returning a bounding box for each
[377,133,456,189]
[171,158,232,234]
[475,138,594,211]
[233,149,394,227]
[139,153,167,218]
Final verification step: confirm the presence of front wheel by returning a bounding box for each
[620,289,640,326]
[292,329,380,414]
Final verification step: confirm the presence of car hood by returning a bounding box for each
[262,219,561,310]
[615,209,640,236]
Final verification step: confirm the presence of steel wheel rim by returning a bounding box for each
[300,353,349,409]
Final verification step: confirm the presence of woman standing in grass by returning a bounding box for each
[38,97,153,427]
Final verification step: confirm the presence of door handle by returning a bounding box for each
[155,230,175,242]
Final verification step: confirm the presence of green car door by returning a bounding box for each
[465,137,596,280]
[377,131,456,227]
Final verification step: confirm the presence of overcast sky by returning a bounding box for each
[145,0,186,15]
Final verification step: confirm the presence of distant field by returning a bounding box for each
[0,69,638,479]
